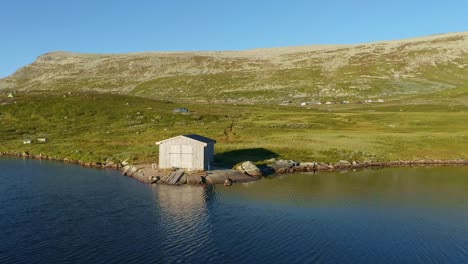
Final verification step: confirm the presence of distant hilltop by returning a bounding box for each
[1,32,467,103]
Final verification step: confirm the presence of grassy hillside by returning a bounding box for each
[1,33,467,165]
[1,32,467,104]
[1,91,467,166]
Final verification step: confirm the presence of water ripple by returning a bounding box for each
[1,158,468,263]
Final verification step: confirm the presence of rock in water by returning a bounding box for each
[240,161,262,177]
[316,163,335,170]
[268,159,298,173]
[295,162,317,172]
[335,160,352,169]
[224,179,232,186]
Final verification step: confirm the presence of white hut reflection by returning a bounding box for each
[152,185,212,217]
[150,184,217,252]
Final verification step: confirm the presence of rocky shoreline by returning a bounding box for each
[2,151,468,185]
[237,159,468,176]
[0,151,122,169]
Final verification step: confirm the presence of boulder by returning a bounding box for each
[295,162,316,172]
[121,165,131,175]
[207,169,257,184]
[268,159,298,173]
[179,174,188,184]
[334,160,352,169]
[105,161,115,167]
[316,162,335,170]
[258,165,275,176]
[151,176,160,184]
[187,175,203,184]
[276,167,287,174]
[240,161,262,177]
[126,166,138,176]
[224,179,233,186]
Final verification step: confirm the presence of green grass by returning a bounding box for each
[1,90,467,166]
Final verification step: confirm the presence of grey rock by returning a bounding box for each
[335,160,352,168]
[269,159,298,172]
[224,179,232,186]
[295,162,317,172]
[316,162,335,170]
[240,161,262,177]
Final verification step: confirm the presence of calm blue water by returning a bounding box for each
[1,157,467,263]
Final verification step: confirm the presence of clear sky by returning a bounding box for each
[1,0,467,77]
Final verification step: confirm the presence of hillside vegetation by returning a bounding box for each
[1,32,467,165]
[1,32,467,103]
[0,91,467,165]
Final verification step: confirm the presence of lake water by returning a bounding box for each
[1,157,467,263]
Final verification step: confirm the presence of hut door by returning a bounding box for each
[181,145,193,168]
[169,145,193,168]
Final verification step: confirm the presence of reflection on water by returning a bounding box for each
[1,157,467,263]
[220,167,468,208]
[150,185,218,262]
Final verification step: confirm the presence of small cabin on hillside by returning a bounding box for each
[156,134,216,171]
[173,107,189,114]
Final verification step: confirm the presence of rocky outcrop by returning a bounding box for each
[235,161,262,177]
[205,169,258,184]
[268,160,297,173]
[260,158,468,176]
[334,160,353,169]
[122,164,154,184]
[186,174,204,185]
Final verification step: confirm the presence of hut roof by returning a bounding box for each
[183,134,216,143]
[156,134,216,145]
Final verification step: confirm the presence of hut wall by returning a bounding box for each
[159,137,206,170]
[204,143,215,169]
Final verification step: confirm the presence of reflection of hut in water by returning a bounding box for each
[150,185,217,253]
[153,185,212,215]
[152,185,214,230]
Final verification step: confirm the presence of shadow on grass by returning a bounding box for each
[214,148,279,168]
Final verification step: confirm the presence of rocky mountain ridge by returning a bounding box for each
[1,32,467,103]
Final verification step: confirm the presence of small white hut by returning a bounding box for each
[156,134,216,171]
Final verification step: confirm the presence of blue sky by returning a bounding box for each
[1,0,467,77]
